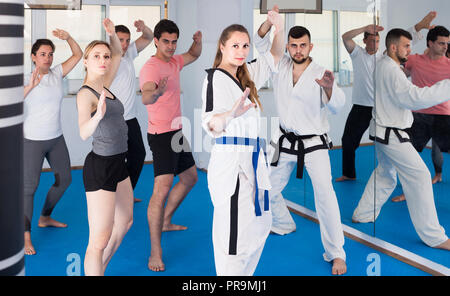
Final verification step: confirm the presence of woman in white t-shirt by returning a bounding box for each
[23,29,82,255]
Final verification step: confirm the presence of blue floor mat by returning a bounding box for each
[25,162,431,276]
[285,146,450,269]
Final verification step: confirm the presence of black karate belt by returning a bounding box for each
[271,126,332,179]
[369,127,411,145]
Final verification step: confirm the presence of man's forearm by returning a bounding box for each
[141,25,154,40]
[188,40,202,59]
[258,20,272,38]
[342,26,366,41]
[66,35,83,58]
[109,32,123,57]
[142,90,162,105]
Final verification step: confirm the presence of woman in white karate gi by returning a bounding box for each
[352,28,450,250]
[201,12,284,276]
[254,24,348,275]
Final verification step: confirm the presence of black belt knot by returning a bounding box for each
[271,126,315,179]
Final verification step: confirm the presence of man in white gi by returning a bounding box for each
[110,20,153,203]
[352,28,450,250]
[255,23,347,275]
[337,12,438,182]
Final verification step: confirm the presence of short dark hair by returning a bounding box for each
[385,28,412,49]
[363,31,380,39]
[288,26,311,41]
[31,39,55,56]
[154,19,179,39]
[115,25,131,35]
[426,26,449,48]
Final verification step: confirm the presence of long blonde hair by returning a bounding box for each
[82,40,111,84]
[213,24,261,109]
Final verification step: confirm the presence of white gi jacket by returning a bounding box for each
[254,32,345,136]
[370,55,450,143]
[201,52,274,205]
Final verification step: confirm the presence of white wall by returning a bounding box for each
[174,0,256,169]
[55,0,450,169]
[51,0,365,169]
[384,0,450,54]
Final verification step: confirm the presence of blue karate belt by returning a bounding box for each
[215,136,270,216]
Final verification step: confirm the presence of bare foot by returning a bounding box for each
[38,216,67,228]
[391,194,406,202]
[134,197,142,203]
[148,255,165,272]
[335,175,356,182]
[162,223,187,232]
[332,258,347,275]
[432,173,442,184]
[24,232,36,255]
[435,239,450,250]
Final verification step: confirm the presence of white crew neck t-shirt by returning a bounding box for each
[349,45,382,107]
[24,64,64,141]
[110,42,139,121]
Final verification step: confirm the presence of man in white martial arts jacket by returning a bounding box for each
[352,28,450,250]
[254,24,347,275]
[337,11,438,182]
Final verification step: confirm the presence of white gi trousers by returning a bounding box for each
[269,148,346,262]
[352,132,448,247]
[212,171,272,276]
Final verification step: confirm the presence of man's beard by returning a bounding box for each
[291,56,309,64]
[397,53,408,64]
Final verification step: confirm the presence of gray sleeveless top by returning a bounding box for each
[80,85,128,156]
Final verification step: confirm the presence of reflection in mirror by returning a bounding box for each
[357,0,450,269]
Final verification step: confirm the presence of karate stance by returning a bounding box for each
[336,24,383,182]
[352,28,450,250]
[109,20,154,203]
[77,19,134,275]
[23,29,82,255]
[201,10,284,275]
[140,19,202,272]
[336,11,438,182]
[254,23,347,274]
[391,24,450,202]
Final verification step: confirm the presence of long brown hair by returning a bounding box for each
[82,40,111,84]
[213,24,261,109]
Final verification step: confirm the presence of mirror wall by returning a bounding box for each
[371,0,450,269]
[259,0,450,271]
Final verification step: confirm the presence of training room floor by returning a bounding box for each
[24,146,449,276]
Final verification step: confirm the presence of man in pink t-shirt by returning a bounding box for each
[139,19,202,272]
[392,25,449,202]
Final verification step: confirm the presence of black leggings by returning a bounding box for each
[24,135,72,232]
[341,104,373,178]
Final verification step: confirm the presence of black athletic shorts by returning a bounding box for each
[147,129,196,177]
[408,113,450,153]
[83,151,129,192]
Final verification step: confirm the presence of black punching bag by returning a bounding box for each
[0,0,25,276]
